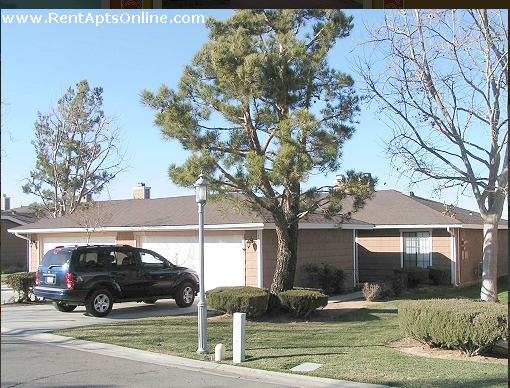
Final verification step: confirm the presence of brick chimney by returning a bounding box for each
[1,194,11,210]
[132,183,151,199]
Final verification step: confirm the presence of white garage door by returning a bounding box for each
[139,235,245,291]
[42,236,116,256]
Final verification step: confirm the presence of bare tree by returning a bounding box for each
[23,80,129,218]
[70,200,113,244]
[1,100,16,157]
[354,10,508,301]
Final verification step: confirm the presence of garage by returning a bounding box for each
[42,236,116,256]
[138,234,245,291]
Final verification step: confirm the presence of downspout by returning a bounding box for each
[446,227,459,286]
[353,229,358,289]
[13,231,31,242]
[257,229,263,288]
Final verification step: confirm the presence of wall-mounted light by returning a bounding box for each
[30,240,38,249]
[246,238,254,249]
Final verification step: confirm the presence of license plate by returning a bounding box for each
[45,275,56,285]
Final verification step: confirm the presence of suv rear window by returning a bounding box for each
[40,248,72,267]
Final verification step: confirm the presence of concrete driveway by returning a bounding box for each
[1,295,199,336]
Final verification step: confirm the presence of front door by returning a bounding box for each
[139,249,181,298]
[107,248,148,299]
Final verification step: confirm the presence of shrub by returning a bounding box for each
[395,267,430,288]
[278,289,328,318]
[2,263,27,274]
[388,272,408,296]
[300,263,345,295]
[5,272,37,302]
[206,286,269,319]
[362,282,391,301]
[428,266,451,285]
[399,299,508,356]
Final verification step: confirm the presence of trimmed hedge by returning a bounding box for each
[5,272,37,302]
[206,286,269,319]
[399,299,508,356]
[278,289,328,318]
[428,266,450,285]
[300,263,345,295]
[395,267,430,287]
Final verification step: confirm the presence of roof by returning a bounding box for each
[7,190,506,234]
[1,206,39,225]
[352,190,507,228]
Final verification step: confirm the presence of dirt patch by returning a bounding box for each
[389,338,508,364]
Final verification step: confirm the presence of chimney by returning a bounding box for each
[132,183,151,199]
[333,174,345,187]
[80,193,93,203]
[1,194,11,210]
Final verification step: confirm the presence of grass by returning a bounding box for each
[54,277,508,388]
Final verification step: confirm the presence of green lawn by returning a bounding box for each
[53,277,508,388]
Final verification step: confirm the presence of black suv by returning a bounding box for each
[34,245,199,317]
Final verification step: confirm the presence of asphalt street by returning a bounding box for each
[1,286,389,388]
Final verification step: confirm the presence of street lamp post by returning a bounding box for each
[194,171,209,354]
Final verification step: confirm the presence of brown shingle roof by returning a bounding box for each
[1,206,39,225]
[352,190,506,226]
[9,196,269,231]
[8,190,503,232]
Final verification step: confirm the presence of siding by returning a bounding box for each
[243,231,258,287]
[1,219,28,271]
[261,228,355,290]
[458,228,509,285]
[357,229,402,283]
[431,229,452,273]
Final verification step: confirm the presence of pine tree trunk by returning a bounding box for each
[268,207,299,310]
[480,215,500,302]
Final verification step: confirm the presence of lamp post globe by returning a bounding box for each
[194,171,208,354]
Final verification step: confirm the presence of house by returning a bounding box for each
[352,190,508,287]
[7,187,508,291]
[1,195,40,272]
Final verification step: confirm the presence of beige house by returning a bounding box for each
[352,191,508,287]
[8,187,508,290]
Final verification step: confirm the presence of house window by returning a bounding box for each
[402,231,431,268]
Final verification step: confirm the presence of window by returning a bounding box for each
[76,251,106,271]
[402,231,431,268]
[140,251,166,268]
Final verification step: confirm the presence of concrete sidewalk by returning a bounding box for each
[328,291,364,303]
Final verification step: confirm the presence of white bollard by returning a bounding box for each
[233,312,246,363]
[214,343,226,361]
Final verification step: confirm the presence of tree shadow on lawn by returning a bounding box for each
[243,350,348,361]
[252,307,398,324]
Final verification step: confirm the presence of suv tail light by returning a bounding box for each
[65,273,75,290]
[35,271,40,286]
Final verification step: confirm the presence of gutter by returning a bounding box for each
[13,231,31,242]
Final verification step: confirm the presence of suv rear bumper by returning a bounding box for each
[34,286,88,304]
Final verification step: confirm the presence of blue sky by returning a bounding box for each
[1,9,506,218]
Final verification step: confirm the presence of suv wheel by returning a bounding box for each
[86,289,113,317]
[175,282,195,308]
[53,301,77,312]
